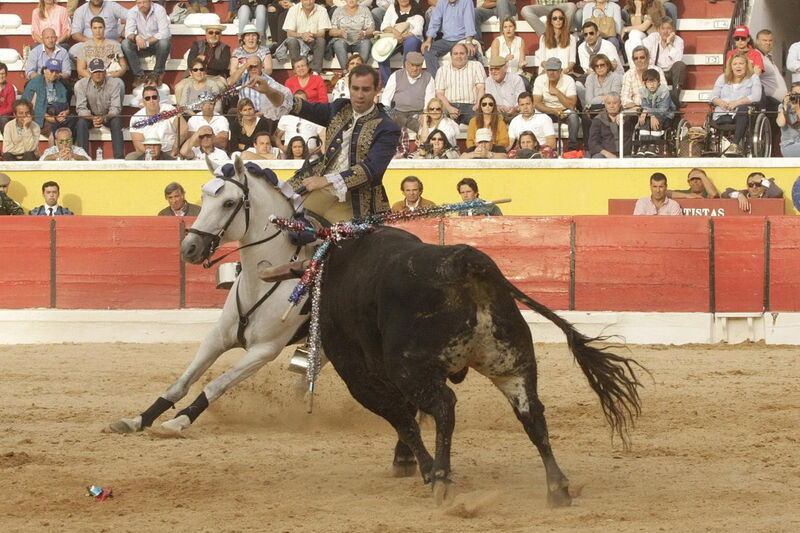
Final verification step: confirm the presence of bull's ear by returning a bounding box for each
[204,154,217,175]
[233,154,246,179]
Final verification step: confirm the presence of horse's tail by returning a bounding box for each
[508,281,645,449]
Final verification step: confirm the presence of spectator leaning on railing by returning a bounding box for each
[722,172,784,213]
[776,83,800,157]
[669,168,720,199]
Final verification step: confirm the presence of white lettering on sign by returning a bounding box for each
[682,207,726,216]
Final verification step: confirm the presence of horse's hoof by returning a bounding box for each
[147,415,191,438]
[104,417,142,434]
[547,485,572,508]
[432,479,454,506]
[392,461,418,478]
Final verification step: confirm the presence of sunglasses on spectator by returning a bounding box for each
[57,139,72,144]
[192,67,206,72]
[747,182,763,188]
[583,31,595,36]
[207,30,221,35]
[143,95,159,101]
[481,102,495,107]
[428,107,442,111]
[633,55,647,61]
[247,64,261,69]
[551,16,565,21]
[734,36,748,41]
[199,133,213,139]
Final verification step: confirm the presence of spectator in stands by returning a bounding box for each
[710,52,762,156]
[461,127,506,158]
[267,0,295,49]
[237,0,268,42]
[0,63,17,132]
[635,68,674,156]
[186,22,232,81]
[329,0,375,72]
[577,21,623,78]
[129,73,173,109]
[332,53,365,100]
[621,0,663,61]
[490,17,526,82]
[230,24,273,79]
[626,0,677,25]
[284,58,328,103]
[588,92,630,158]
[484,56,525,122]
[29,181,74,216]
[128,137,175,160]
[187,94,230,150]
[275,91,326,151]
[241,131,284,160]
[122,0,172,87]
[633,172,682,215]
[456,177,502,216]
[391,176,435,212]
[128,84,182,160]
[70,0,129,53]
[513,130,547,159]
[434,43,485,126]
[414,129,460,159]
[466,94,508,149]
[726,26,764,76]
[75,59,124,159]
[22,58,71,140]
[284,135,308,159]
[755,29,788,119]
[580,0,623,52]
[421,0,479,79]
[32,0,71,45]
[507,91,556,151]
[0,173,25,216]
[722,172,784,213]
[381,52,434,132]
[532,8,577,76]
[158,182,201,216]
[520,1,577,36]
[533,57,579,153]
[376,0,425,86]
[176,60,226,115]
[582,53,622,138]
[670,168,720,199]
[787,40,800,84]
[75,17,128,80]
[474,0,515,42]
[180,125,230,163]
[642,17,686,107]
[622,46,666,111]
[278,0,331,75]
[777,83,800,157]
[25,28,72,82]
[230,56,281,115]
[229,97,276,153]
[417,97,460,146]
[2,99,40,161]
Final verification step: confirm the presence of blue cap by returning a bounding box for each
[88,58,106,73]
[45,58,62,72]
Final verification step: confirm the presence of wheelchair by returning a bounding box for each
[629,114,690,157]
[701,105,772,157]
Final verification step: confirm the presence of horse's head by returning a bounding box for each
[181,156,299,265]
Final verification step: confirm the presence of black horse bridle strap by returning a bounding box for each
[202,229,282,269]
[234,280,282,348]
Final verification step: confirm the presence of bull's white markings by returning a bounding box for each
[202,178,225,196]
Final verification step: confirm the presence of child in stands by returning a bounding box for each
[636,68,674,156]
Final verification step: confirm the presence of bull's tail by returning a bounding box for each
[507,281,645,449]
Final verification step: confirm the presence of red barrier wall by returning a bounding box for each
[0,216,798,312]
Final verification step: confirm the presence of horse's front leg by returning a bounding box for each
[106,326,230,433]
[157,341,285,434]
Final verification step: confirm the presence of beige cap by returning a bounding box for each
[488,55,507,68]
[475,128,492,143]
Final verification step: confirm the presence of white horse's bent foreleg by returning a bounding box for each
[158,341,285,433]
[106,326,231,434]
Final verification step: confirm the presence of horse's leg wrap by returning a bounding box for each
[175,392,209,423]
[139,397,175,428]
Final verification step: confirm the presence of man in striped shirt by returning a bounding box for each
[434,43,486,125]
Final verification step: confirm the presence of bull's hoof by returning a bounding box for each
[146,415,191,438]
[104,416,142,434]
[432,478,454,506]
[547,484,572,508]
[392,459,418,478]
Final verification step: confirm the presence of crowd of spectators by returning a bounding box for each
[0,0,798,162]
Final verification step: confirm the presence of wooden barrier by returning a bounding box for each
[0,215,798,312]
[608,198,786,216]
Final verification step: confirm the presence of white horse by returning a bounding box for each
[107,157,311,435]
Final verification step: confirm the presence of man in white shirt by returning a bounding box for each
[121,0,171,85]
[506,92,556,150]
[532,57,579,151]
[280,0,331,74]
[484,56,526,121]
[127,84,183,159]
[578,21,623,77]
[180,125,230,163]
[187,94,230,150]
[642,17,686,107]
[275,91,326,151]
[380,52,434,131]
[787,40,800,84]
[434,43,486,125]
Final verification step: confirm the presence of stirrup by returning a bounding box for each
[259,259,311,282]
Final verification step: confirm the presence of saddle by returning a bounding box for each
[259,209,330,282]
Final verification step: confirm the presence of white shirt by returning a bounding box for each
[380,6,424,38]
[380,70,435,109]
[435,60,486,105]
[325,104,375,201]
[642,32,684,71]
[578,39,623,75]
[533,34,577,70]
[786,42,800,83]
[532,73,577,110]
[187,114,230,135]
[283,3,332,34]
[130,104,178,152]
[507,113,556,146]
[191,146,229,164]
[277,114,325,144]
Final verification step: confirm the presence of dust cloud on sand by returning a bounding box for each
[1,342,799,532]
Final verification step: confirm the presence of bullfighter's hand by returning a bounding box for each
[302,175,330,192]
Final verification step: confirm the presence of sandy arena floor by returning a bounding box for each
[1,342,798,532]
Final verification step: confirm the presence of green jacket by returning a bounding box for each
[0,191,24,215]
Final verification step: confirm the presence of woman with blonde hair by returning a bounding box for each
[490,17,526,76]
[417,97,459,147]
[710,52,762,155]
[532,9,576,75]
[466,94,509,149]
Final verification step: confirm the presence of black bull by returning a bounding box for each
[316,225,644,506]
